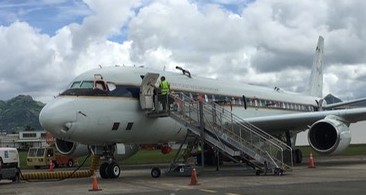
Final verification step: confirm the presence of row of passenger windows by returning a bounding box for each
[176,91,316,112]
[63,81,316,112]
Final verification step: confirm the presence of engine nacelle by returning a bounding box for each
[308,116,351,155]
[55,139,90,157]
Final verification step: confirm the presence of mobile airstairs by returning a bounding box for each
[139,73,293,176]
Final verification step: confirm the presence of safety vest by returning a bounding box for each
[160,80,170,95]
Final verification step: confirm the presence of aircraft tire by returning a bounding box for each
[99,162,109,179]
[151,167,161,178]
[107,162,120,178]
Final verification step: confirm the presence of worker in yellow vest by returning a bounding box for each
[159,76,170,111]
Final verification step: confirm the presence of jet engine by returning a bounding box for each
[55,139,139,160]
[55,139,90,157]
[307,116,351,155]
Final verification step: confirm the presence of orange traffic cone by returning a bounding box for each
[49,160,54,172]
[309,152,315,168]
[189,167,199,185]
[89,174,102,191]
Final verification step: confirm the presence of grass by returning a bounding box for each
[120,149,177,164]
[19,149,178,169]
[298,144,366,157]
[18,144,366,169]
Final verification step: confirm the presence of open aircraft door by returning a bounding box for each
[140,73,160,110]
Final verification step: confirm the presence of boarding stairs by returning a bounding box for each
[139,73,293,175]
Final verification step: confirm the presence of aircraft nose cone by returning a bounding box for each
[39,98,77,135]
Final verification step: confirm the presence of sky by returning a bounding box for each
[0,0,366,103]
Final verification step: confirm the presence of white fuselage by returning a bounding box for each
[39,66,319,145]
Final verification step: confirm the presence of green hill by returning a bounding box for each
[0,95,45,133]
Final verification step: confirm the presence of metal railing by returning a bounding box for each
[169,92,293,171]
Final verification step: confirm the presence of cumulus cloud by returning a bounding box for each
[128,0,366,99]
[0,0,365,102]
[0,0,138,102]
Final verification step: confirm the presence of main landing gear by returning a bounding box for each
[100,161,120,179]
[283,131,303,164]
[90,145,121,179]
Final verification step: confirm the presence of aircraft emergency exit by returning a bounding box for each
[39,36,366,178]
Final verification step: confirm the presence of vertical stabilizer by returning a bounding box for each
[307,36,324,97]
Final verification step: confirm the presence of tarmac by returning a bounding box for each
[1,155,366,195]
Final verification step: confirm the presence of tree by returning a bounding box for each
[24,125,35,131]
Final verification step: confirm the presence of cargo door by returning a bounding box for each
[140,73,159,110]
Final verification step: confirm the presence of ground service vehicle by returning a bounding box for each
[0,147,20,182]
[26,146,77,169]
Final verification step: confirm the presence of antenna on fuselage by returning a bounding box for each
[176,66,191,78]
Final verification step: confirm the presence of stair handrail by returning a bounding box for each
[170,92,293,170]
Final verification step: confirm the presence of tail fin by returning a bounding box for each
[307,36,324,98]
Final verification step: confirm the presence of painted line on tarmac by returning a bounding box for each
[199,189,217,193]
[147,181,194,190]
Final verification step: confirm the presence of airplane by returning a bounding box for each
[39,36,366,179]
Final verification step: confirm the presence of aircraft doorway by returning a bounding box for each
[139,73,159,110]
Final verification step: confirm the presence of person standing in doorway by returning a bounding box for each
[159,76,170,111]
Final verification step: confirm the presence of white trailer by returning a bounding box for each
[0,147,20,182]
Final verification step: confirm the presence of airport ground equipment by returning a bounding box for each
[0,147,20,182]
[140,74,293,175]
[26,145,77,169]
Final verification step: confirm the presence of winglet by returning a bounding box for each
[307,36,324,98]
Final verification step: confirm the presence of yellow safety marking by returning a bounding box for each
[21,155,100,180]
[199,189,217,193]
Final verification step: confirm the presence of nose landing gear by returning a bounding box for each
[90,145,121,179]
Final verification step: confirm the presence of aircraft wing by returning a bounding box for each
[245,107,366,133]
[323,97,366,109]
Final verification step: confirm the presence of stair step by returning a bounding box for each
[148,93,293,173]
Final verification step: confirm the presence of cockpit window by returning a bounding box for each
[94,80,107,91]
[70,81,81,89]
[107,82,116,91]
[70,81,94,89]
[60,79,139,98]
[80,81,94,89]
